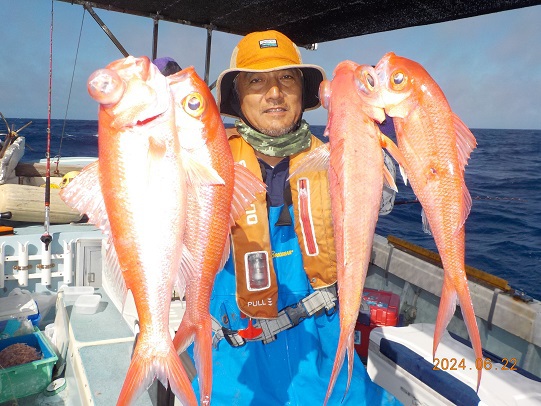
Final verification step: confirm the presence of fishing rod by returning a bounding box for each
[41,0,54,253]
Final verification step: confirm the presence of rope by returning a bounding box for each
[55,8,86,174]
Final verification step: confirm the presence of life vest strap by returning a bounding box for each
[212,285,337,347]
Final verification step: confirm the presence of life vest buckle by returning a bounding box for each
[284,302,309,327]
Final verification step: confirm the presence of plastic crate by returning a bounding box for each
[0,330,58,403]
[354,288,400,361]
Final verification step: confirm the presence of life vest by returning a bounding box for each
[228,128,337,319]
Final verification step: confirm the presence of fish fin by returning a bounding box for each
[182,150,225,187]
[219,234,232,272]
[380,133,408,185]
[176,245,196,297]
[453,113,477,173]
[193,316,214,405]
[174,315,214,405]
[230,163,266,226]
[456,280,483,391]
[421,209,432,235]
[324,327,352,406]
[456,180,474,234]
[433,278,458,358]
[117,336,197,406]
[59,160,112,234]
[287,143,330,179]
[382,163,398,192]
[173,319,196,354]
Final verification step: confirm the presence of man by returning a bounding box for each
[193,30,399,405]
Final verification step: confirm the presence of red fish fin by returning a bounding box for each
[174,314,214,405]
[229,163,266,226]
[288,143,330,179]
[421,209,432,235]
[345,333,355,400]
[457,283,483,391]
[380,133,408,185]
[176,245,197,297]
[458,180,473,234]
[173,317,196,354]
[219,234,231,271]
[324,328,351,406]
[193,316,214,405]
[453,113,477,173]
[382,163,398,192]
[117,338,197,406]
[433,278,458,358]
[59,160,111,234]
[183,151,225,188]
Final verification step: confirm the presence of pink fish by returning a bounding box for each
[291,61,404,404]
[61,56,197,405]
[166,67,265,405]
[371,52,481,389]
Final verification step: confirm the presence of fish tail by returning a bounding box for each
[173,317,196,354]
[117,336,197,406]
[324,329,354,405]
[457,283,483,392]
[173,315,214,405]
[433,278,458,358]
[434,277,483,391]
[193,316,214,406]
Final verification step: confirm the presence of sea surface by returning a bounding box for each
[5,118,541,300]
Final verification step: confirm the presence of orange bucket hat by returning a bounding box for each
[216,30,326,118]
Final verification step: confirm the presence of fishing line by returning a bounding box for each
[41,0,54,251]
[55,8,87,173]
[395,196,526,205]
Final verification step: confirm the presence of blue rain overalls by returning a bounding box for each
[188,204,401,406]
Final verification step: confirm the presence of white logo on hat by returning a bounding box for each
[259,39,278,48]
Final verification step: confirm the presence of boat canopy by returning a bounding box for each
[58,0,541,47]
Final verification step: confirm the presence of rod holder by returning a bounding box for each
[14,242,30,287]
[63,240,73,284]
[38,241,54,286]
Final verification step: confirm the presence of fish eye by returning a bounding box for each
[183,93,205,117]
[391,71,407,90]
[365,73,375,89]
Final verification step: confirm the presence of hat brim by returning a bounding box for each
[216,64,326,119]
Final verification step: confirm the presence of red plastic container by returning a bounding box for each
[354,288,400,360]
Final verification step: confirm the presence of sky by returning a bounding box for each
[1,1,541,130]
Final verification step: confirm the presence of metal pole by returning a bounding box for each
[152,17,159,61]
[204,26,213,85]
[83,3,129,57]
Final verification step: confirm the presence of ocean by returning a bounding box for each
[5,118,541,300]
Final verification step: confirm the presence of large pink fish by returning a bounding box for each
[370,52,481,389]
[61,56,197,405]
[291,61,405,404]
[166,67,265,405]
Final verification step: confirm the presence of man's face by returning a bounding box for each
[236,69,303,137]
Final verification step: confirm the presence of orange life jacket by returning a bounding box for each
[228,128,337,319]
